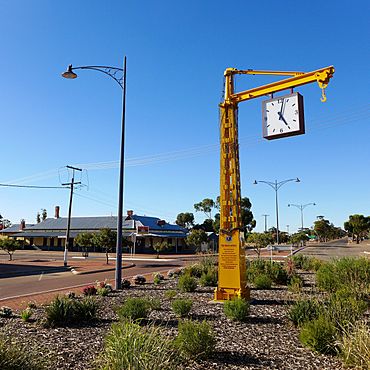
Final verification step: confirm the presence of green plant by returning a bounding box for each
[299,315,338,355]
[254,274,272,289]
[223,297,250,322]
[175,320,216,359]
[267,262,289,285]
[0,306,12,318]
[121,279,131,289]
[288,274,304,293]
[133,275,146,285]
[171,299,192,317]
[82,285,97,296]
[164,289,177,299]
[21,308,33,322]
[316,263,340,293]
[288,299,319,327]
[183,264,203,278]
[97,321,180,370]
[97,287,110,296]
[149,298,161,311]
[292,254,310,270]
[0,337,46,369]
[199,269,218,287]
[153,275,162,285]
[339,321,370,369]
[27,302,37,309]
[178,274,197,293]
[117,297,151,321]
[45,296,98,327]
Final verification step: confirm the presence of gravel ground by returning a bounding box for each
[0,273,344,370]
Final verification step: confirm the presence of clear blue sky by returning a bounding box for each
[0,0,369,233]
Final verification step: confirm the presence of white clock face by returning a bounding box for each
[262,92,305,140]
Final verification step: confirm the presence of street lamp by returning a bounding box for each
[62,59,127,290]
[288,203,316,231]
[253,178,300,244]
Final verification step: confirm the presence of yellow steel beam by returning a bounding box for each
[230,66,334,103]
[227,68,305,77]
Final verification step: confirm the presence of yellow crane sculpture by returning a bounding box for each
[215,65,335,301]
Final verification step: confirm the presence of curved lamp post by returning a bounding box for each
[253,178,300,244]
[62,58,127,290]
[288,202,316,231]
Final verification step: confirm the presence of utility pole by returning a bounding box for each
[262,214,269,232]
[62,165,82,267]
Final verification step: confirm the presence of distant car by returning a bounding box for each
[266,245,277,251]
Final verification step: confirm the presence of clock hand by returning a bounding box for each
[278,101,284,120]
[278,112,289,126]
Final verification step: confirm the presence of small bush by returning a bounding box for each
[45,296,98,327]
[0,307,12,318]
[299,315,338,355]
[133,275,146,285]
[339,321,370,369]
[178,274,197,293]
[149,298,161,311]
[288,274,304,293]
[288,299,319,327]
[0,337,46,369]
[117,297,151,321]
[97,287,110,297]
[175,320,216,359]
[292,254,310,270]
[199,269,218,287]
[97,321,180,370]
[183,264,203,278]
[153,275,162,285]
[27,302,37,309]
[316,263,339,293]
[121,279,131,289]
[254,274,272,289]
[65,291,76,299]
[267,262,289,285]
[164,289,177,300]
[223,298,250,322]
[171,299,192,317]
[82,285,97,296]
[21,309,33,322]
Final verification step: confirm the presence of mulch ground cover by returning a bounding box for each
[0,272,344,369]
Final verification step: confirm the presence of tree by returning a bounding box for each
[75,232,95,257]
[194,198,216,219]
[153,240,169,258]
[314,217,331,242]
[0,215,11,230]
[344,214,370,244]
[289,232,309,247]
[41,209,47,221]
[186,229,208,252]
[36,212,41,224]
[0,239,20,261]
[175,212,194,229]
[240,197,256,234]
[93,228,117,264]
[246,232,274,258]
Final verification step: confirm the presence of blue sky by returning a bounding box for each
[0,0,369,233]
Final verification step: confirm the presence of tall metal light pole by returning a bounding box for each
[62,58,127,289]
[288,202,316,231]
[262,214,269,232]
[253,178,300,244]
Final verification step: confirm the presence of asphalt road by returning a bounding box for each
[0,253,188,301]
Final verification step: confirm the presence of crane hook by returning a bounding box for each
[320,87,327,102]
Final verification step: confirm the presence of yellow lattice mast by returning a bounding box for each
[215,66,334,301]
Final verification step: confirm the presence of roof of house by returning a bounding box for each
[0,223,35,234]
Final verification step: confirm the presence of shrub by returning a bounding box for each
[316,263,339,293]
[288,299,319,327]
[149,298,161,311]
[97,287,110,296]
[65,291,76,299]
[153,275,162,285]
[299,315,338,355]
[288,274,304,293]
[0,307,12,318]
[175,320,216,359]
[121,279,131,289]
[97,321,180,370]
[164,289,177,300]
[21,309,33,322]
[45,296,98,327]
[117,297,151,321]
[82,285,97,296]
[199,269,218,287]
[339,321,370,369]
[133,275,146,285]
[266,262,288,285]
[178,274,197,293]
[292,254,310,270]
[254,274,272,289]
[0,337,45,369]
[223,298,250,322]
[171,299,192,317]
[183,264,203,278]
[27,302,37,309]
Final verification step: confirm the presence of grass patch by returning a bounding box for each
[254,274,272,289]
[223,297,250,322]
[288,298,319,327]
[171,299,192,317]
[178,274,197,293]
[117,297,151,321]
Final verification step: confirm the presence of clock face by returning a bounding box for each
[262,92,305,140]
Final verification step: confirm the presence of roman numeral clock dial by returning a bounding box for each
[262,92,305,140]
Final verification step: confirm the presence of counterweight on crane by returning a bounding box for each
[215,66,334,301]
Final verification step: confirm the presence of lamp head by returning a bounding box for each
[288,204,291,207]
[62,64,78,79]
[253,180,258,185]
[296,177,300,182]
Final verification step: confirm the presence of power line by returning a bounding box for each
[0,183,66,189]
